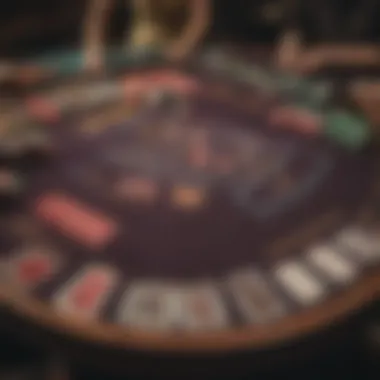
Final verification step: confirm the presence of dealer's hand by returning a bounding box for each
[276,30,301,72]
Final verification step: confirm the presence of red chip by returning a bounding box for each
[270,106,322,136]
[34,193,119,249]
[292,109,322,135]
[124,75,151,96]
[26,97,60,124]
[124,70,199,97]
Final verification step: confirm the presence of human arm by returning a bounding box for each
[82,0,114,70]
[165,0,211,61]
[275,0,304,71]
[305,44,380,67]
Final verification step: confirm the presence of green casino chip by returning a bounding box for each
[324,110,371,150]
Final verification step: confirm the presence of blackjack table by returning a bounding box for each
[0,46,379,377]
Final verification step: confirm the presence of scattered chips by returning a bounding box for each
[0,53,378,338]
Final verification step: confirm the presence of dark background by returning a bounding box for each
[1,0,380,58]
[0,0,283,57]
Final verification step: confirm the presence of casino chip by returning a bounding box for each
[324,110,371,150]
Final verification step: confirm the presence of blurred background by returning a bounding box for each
[0,0,286,57]
[0,0,379,379]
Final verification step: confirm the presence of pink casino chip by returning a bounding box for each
[26,96,60,124]
[124,70,199,97]
[34,193,119,249]
[147,69,199,93]
[270,106,322,136]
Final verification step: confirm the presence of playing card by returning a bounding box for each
[274,261,326,306]
[34,192,119,249]
[228,269,286,324]
[307,244,358,284]
[6,246,59,290]
[180,283,228,330]
[54,264,118,320]
[119,281,228,331]
[118,281,176,330]
[336,226,380,263]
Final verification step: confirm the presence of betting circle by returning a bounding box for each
[0,51,379,352]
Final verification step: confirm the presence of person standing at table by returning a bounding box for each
[276,0,380,73]
[82,0,211,70]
